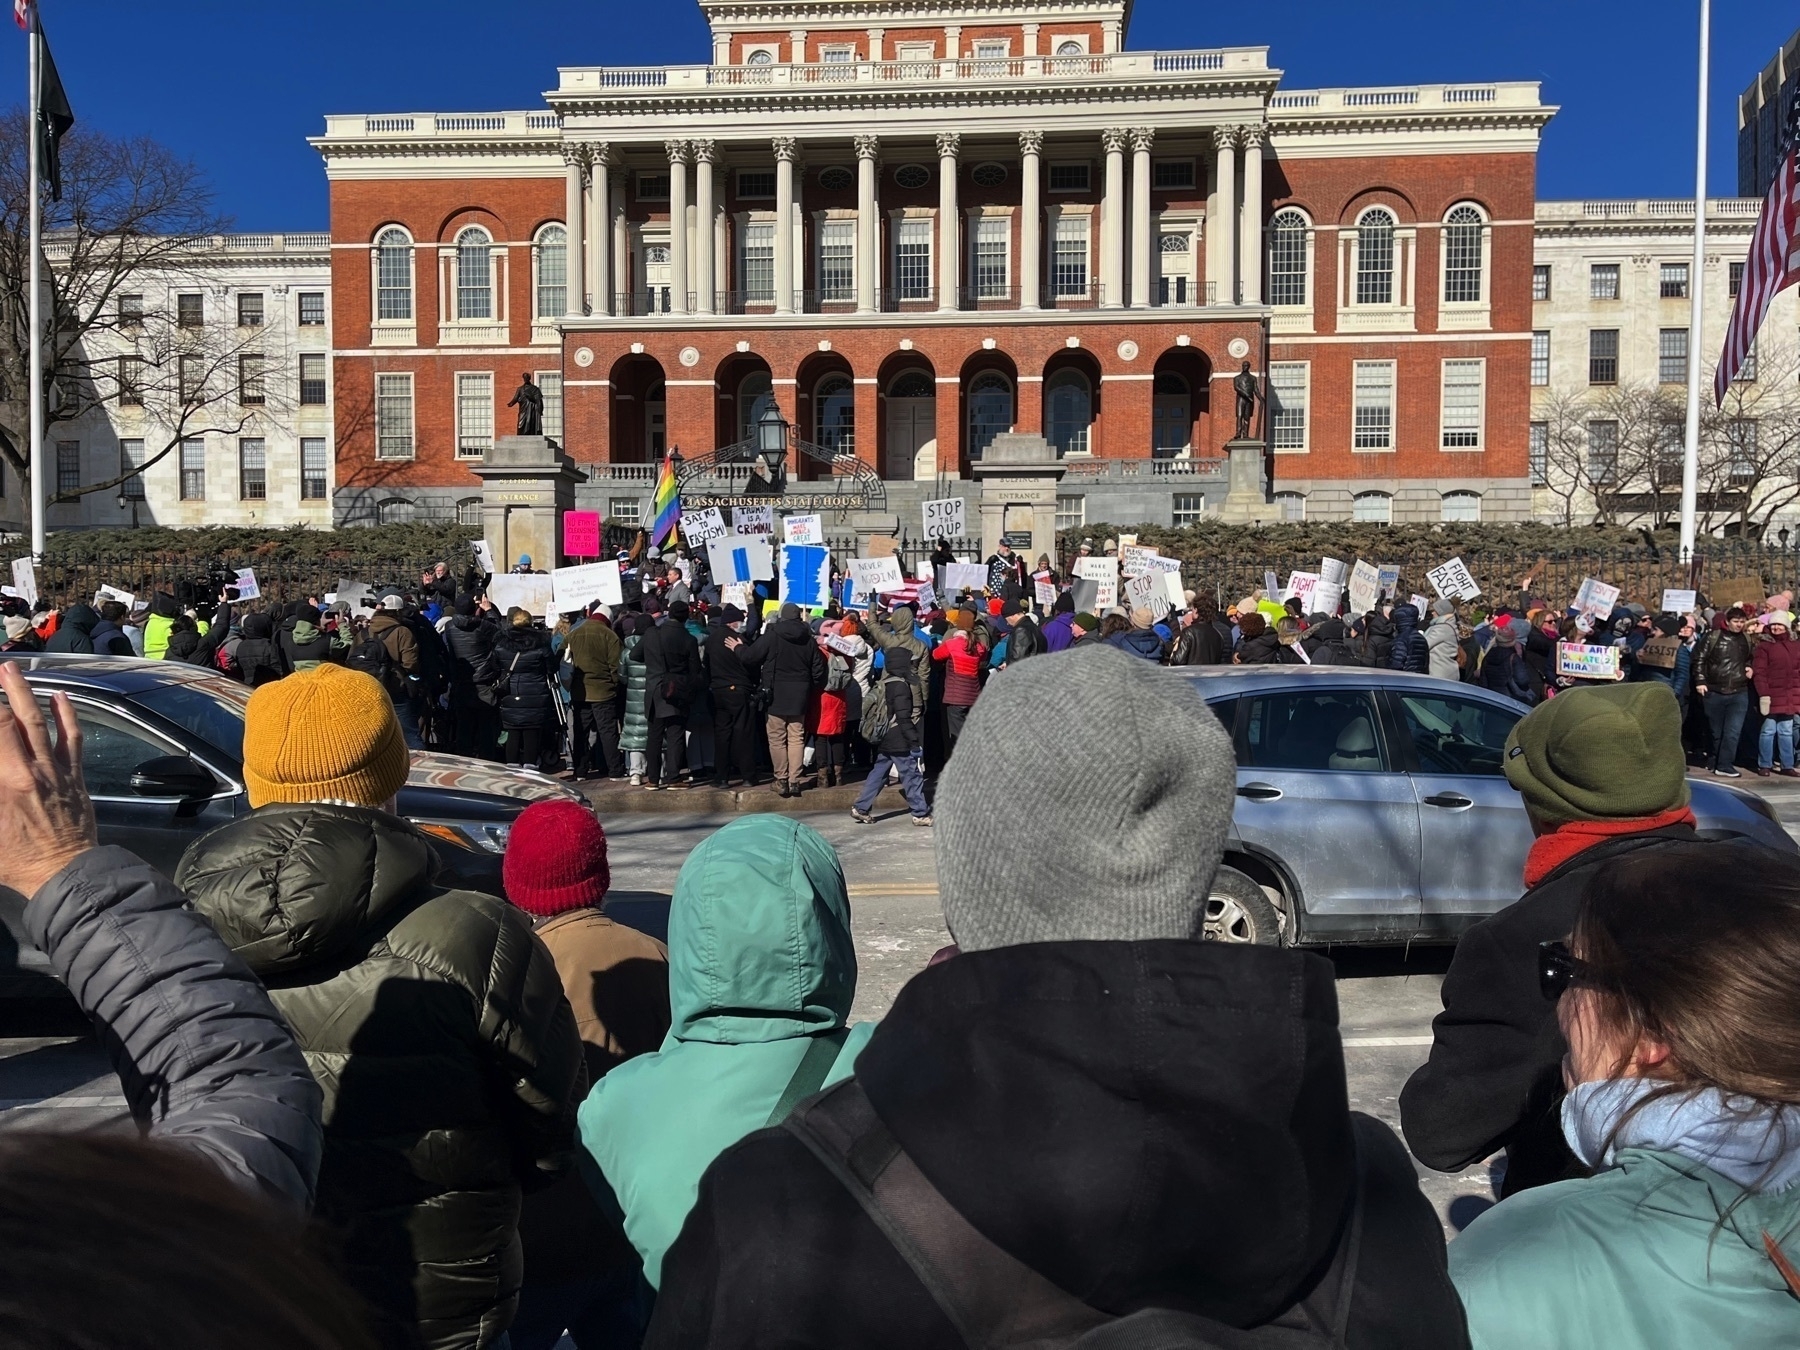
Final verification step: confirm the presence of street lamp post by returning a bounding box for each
[116,492,139,529]
[756,404,789,493]
[1678,0,1710,567]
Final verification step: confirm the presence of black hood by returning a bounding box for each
[150,592,179,619]
[1307,618,1347,646]
[857,941,1354,1326]
[241,613,274,640]
[1392,606,1420,635]
[770,616,815,644]
[61,604,98,633]
[1364,612,1396,638]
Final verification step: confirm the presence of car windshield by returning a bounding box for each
[133,677,250,762]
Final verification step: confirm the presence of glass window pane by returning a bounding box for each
[820,220,855,300]
[1441,360,1483,449]
[457,228,493,320]
[1443,206,1483,303]
[536,225,567,318]
[1353,362,1394,450]
[1268,211,1308,307]
[1396,693,1520,776]
[1052,215,1089,298]
[1531,331,1550,386]
[1270,362,1308,450]
[377,230,413,320]
[743,222,776,302]
[538,371,563,440]
[1243,691,1386,772]
[376,374,414,459]
[896,218,932,300]
[1356,211,1394,306]
[238,438,266,501]
[457,373,494,457]
[301,438,328,500]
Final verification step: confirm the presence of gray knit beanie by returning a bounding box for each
[936,644,1236,951]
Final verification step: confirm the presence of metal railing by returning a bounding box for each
[596,281,1227,317]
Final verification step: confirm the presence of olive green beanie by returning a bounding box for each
[1503,683,1690,825]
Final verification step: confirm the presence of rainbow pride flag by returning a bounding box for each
[649,451,680,547]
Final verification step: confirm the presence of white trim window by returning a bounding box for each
[376,373,415,460]
[1529,422,1549,485]
[1531,331,1550,386]
[1274,491,1306,521]
[1441,204,1486,304]
[375,226,414,322]
[238,438,267,502]
[179,437,206,500]
[301,438,328,500]
[1052,214,1089,299]
[1172,493,1205,526]
[1352,360,1395,451]
[456,226,494,320]
[537,370,563,440]
[1268,208,1310,308]
[1440,359,1485,450]
[1352,491,1392,524]
[120,439,146,500]
[973,215,1009,299]
[1355,209,1395,306]
[456,372,495,457]
[1269,362,1310,452]
[1440,490,1482,523]
[535,223,568,318]
[742,221,776,302]
[819,219,855,301]
[457,497,483,527]
[895,218,933,300]
[1055,494,1085,529]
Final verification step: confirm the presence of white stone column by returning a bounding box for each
[866,27,883,60]
[666,140,691,314]
[1019,129,1043,310]
[562,144,588,317]
[774,137,798,315]
[1239,125,1265,306]
[589,145,612,315]
[1022,21,1040,54]
[692,140,716,314]
[1129,127,1154,308]
[1101,19,1120,52]
[855,135,880,313]
[936,131,960,311]
[789,28,806,62]
[1101,128,1127,308]
[611,168,630,312]
[1211,126,1237,305]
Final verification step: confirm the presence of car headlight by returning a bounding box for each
[412,820,512,854]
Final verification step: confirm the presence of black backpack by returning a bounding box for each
[347,634,396,695]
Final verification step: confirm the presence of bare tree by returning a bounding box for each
[1698,338,1800,537]
[1534,387,1604,527]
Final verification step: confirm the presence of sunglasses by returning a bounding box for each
[1538,940,1600,1001]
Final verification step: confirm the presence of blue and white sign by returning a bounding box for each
[780,543,832,609]
[708,536,774,583]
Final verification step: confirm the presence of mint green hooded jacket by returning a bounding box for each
[578,816,872,1288]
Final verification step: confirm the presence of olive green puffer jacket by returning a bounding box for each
[177,803,587,1350]
[620,631,650,753]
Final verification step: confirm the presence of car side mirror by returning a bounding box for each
[130,755,218,802]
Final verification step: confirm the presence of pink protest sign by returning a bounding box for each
[563,510,601,558]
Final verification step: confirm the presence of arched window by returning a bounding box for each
[966,371,1013,461]
[815,375,854,456]
[456,496,484,527]
[1056,40,1083,55]
[377,497,415,525]
[1274,491,1307,522]
[888,369,934,399]
[535,223,568,319]
[1045,369,1092,456]
[1355,209,1395,307]
[737,370,775,443]
[747,48,774,65]
[1268,209,1309,308]
[1443,204,1485,305]
[1440,490,1482,523]
[456,226,493,320]
[375,227,413,322]
[1351,490,1392,525]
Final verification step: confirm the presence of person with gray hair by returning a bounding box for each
[643,645,1468,1350]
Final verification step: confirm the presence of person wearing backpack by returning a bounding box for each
[850,647,930,826]
[365,595,424,749]
[645,645,1468,1350]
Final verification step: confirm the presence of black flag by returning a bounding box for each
[36,18,75,202]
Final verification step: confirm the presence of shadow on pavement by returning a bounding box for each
[1324,944,1456,980]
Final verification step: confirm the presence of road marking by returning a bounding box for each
[1341,1036,1434,1048]
[847,884,941,897]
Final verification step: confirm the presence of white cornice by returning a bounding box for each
[695,0,1130,29]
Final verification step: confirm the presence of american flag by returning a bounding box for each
[13,0,30,32]
[1717,96,1800,403]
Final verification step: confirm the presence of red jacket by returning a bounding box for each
[933,631,986,706]
[1753,633,1800,714]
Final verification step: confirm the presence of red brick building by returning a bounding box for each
[312,0,1553,531]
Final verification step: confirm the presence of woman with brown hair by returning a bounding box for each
[1450,838,1800,1349]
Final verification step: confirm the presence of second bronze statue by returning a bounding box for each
[508,372,544,437]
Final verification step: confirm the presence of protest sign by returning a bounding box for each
[1117,534,1138,549]
[679,507,728,548]
[1073,556,1119,610]
[779,544,832,608]
[1119,544,1161,578]
[1034,576,1057,610]
[1708,575,1765,609]
[233,568,262,601]
[943,561,987,594]
[1557,642,1621,680]
[922,497,966,540]
[1125,573,1159,609]
[783,514,824,546]
[10,559,38,605]
[550,561,624,613]
[93,584,135,610]
[471,539,496,577]
[1427,556,1481,602]
[1312,581,1344,616]
[912,578,937,612]
[1377,566,1401,600]
[334,580,373,612]
[708,535,775,583]
[1264,571,1280,598]
[721,582,753,613]
[866,534,899,558]
[1660,588,1698,615]
[1348,560,1381,617]
[486,574,554,617]
[1069,578,1099,613]
[1409,594,1430,617]
[848,555,906,594]
[1159,572,1187,608]
[732,503,774,536]
[1284,572,1320,609]
[838,576,866,610]
[562,510,601,558]
[1141,555,1182,575]
[1573,577,1621,620]
[1320,557,1348,587]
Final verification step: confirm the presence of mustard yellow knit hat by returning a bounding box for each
[242,664,411,808]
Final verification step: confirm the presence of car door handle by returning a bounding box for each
[1238,783,1283,801]
[1423,792,1474,810]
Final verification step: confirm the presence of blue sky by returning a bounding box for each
[12,1,1792,230]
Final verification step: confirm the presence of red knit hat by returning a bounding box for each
[503,799,610,917]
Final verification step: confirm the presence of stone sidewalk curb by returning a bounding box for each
[575,777,915,815]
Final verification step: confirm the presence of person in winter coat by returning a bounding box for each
[482,609,556,768]
[175,664,586,1350]
[1233,611,1282,664]
[1300,616,1353,665]
[998,601,1042,666]
[563,605,624,782]
[43,604,101,654]
[1752,610,1800,776]
[579,815,874,1292]
[1400,684,1732,1198]
[741,603,827,798]
[813,622,864,788]
[1168,600,1227,665]
[647,646,1469,1350]
[851,647,931,825]
[279,603,338,671]
[984,543,1027,599]
[1425,599,1461,681]
[443,597,500,761]
[1477,624,1539,706]
[142,591,180,660]
[503,801,669,1350]
[1040,593,1078,653]
[164,613,204,664]
[232,613,290,688]
[1695,606,1755,776]
[1450,840,1800,1350]
[640,601,705,791]
[932,610,987,755]
[704,605,759,790]
[1107,606,1166,661]
[88,600,136,657]
[1,613,42,651]
[368,598,425,749]
[619,620,651,785]
[865,603,930,716]
[1348,608,1396,668]
[1630,613,1692,707]
[1388,603,1430,674]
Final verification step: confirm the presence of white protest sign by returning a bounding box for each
[1284,572,1321,608]
[1159,572,1187,608]
[1427,556,1481,602]
[1119,544,1161,578]
[1320,557,1349,587]
[1574,577,1621,620]
[943,561,987,594]
[1074,555,1120,611]
[922,497,966,540]
[1035,577,1057,609]
[335,579,373,612]
[1313,581,1344,616]
[721,582,753,612]
[93,584,135,610]
[471,539,496,577]
[1264,570,1280,598]
[1141,555,1183,575]
[233,568,262,601]
[848,556,907,594]
[1557,642,1621,680]
[913,578,938,612]
[486,574,555,617]
[1410,594,1432,616]
[550,561,624,613]
[1117,533,1138,549]
[1377,566,1402,600]
[1348,560,1381,617]
[679,507,728,547]
[732,503,774,536]
[1661,588,1698,615]
[783,514,824,547]
[708,535,775,583]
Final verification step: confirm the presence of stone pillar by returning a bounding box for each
[855,135,880,313]
[692,140,716,314]
[1239,125,1265,307]
[561,143,588,317]
[590,145,612,316]
[936,131,960,312]
[1129,127,1154,309]
[713,202,729,313]
[1022,21,1039,55]
[1019,130,1043,310]
[1101,128,1127,308]
[1101,19,1121,52]
[665,140,691,314]
[866,27,884,60]
[774,137,798,315]
[611,169,630,312]
[788,28,806,63]
[473,436,588,575]
[970,432,1065,565]
[1211,126,1237,305]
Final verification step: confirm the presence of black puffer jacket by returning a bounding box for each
[443,613,499,695]
[234,613,290,688]
[1388,605,1429,674]
[742,615,826,719]
[482,623,554,731]
[177,805,586,1350]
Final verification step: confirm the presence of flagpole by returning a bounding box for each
[1679,0,1709,566]
[26,0,45,560]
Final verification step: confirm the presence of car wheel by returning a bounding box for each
[1203,866,1285,946]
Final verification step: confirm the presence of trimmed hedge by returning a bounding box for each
[39,524,481,567]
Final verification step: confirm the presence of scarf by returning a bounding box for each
[1522,807,1696,888]
[1563,1078,1800,1193]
